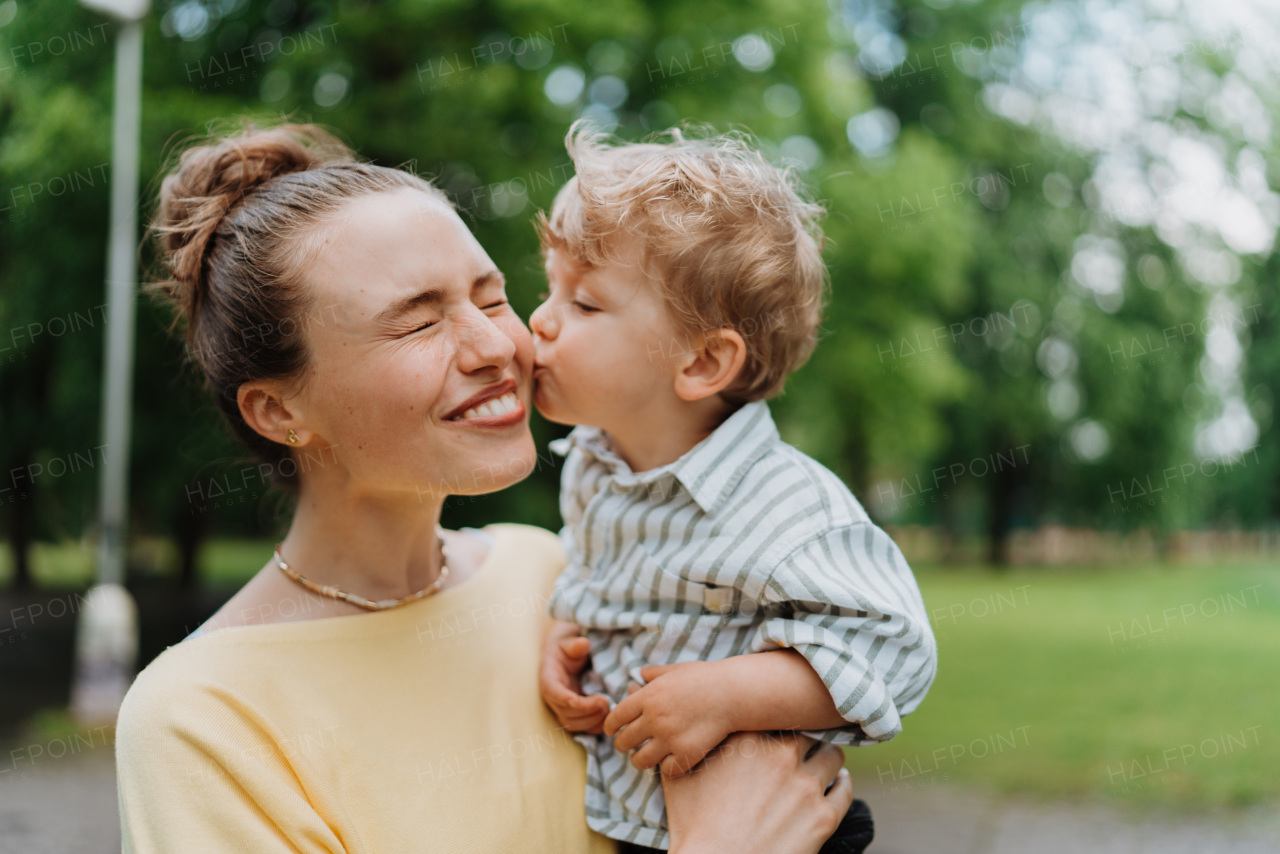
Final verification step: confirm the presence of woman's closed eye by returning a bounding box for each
[405,299,506,334]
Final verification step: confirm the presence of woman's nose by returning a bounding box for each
[529,300,557,340]
[455,310,516,372]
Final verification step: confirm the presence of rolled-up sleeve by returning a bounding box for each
[749,523,937,745]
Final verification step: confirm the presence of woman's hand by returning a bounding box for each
[664,732,854,854]
[539,620,610,733]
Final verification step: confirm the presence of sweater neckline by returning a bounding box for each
[182,524,511,645]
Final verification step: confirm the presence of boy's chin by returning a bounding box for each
[533,383,588,427]
[531,398,583,428]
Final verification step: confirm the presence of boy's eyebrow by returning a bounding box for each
[373,270,505,325]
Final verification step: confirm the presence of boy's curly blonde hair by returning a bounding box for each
[536,121,827,403]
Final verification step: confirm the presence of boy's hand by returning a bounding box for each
[540,621,611,733]
[604,660,738,777]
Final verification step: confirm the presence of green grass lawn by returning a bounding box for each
[5,541,1278,811]
[0,538,275,587]
[0,540,97,587]
[846,561,1280,812]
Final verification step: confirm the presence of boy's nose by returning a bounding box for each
[529,301,557,340]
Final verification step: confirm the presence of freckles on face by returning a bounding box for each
[298,293,451,474]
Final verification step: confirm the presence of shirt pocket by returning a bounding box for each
[629,547,738,618]
[631,550,765,663]
[643,546,770,619]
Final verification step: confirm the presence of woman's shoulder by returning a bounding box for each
[115,634,351,850]
[114,639,257,803]
[116,632,249,741]
[120,623,324,756]
[117,629,335,801]
[486,522,561,553]
[484,523,566,587]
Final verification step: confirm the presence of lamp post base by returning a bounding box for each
[69,583,138,726]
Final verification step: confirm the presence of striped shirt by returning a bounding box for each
[547,400,937,849]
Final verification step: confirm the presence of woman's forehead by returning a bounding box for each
[306,189,492,320]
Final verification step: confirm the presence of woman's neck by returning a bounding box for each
[280,480,448,600]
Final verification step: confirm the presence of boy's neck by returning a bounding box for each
[601,397,741,473]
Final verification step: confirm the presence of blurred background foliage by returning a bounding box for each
[0,0,1277,586]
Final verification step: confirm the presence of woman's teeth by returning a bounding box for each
[457,392,519,421]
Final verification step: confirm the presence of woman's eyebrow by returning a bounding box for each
[373,270,505,325]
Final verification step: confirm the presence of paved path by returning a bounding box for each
[857,777,1280,853]
[2,750,1276,852]
[0,748,118,854]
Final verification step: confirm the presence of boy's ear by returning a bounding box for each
[673,328,748,402]
[237,380,315,447]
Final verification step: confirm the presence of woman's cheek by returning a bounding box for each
[501,315,536,367]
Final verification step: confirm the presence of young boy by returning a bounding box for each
[530,123,936,853]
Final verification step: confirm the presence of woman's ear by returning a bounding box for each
[673,328,748,402]
[237,381,313,447]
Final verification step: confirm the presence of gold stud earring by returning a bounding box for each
[286,429,299,445]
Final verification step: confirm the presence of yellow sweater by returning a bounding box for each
[116,524,617,854]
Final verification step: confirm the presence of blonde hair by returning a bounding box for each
[151,121,449,488]
[537,121,827,402]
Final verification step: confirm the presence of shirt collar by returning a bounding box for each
[549,400,780,515]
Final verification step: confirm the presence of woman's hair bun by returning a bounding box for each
[153,122,352,318]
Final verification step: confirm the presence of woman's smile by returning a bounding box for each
[442,377,528,428]
[444,393,527,428]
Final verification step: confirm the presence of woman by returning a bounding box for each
[115,123,854,853]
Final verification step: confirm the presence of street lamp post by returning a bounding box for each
[70,0,149,725]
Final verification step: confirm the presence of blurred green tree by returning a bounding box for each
[1,0,1274,586]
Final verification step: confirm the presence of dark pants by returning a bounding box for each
[617,798,874,854]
